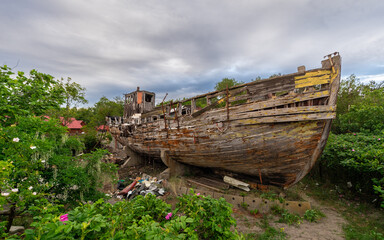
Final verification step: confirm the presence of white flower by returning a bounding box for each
[41,160,46,163]
[28,186,33,190]
[1,192,10,196]
[30,146,36,150]
[11,188,18,192]
[13,137,20,142]
[105,194,110,197]
[32,192,37,195]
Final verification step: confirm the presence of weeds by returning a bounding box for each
[253,216,287,240]
[304,176,384,238]
[303,209,325,222]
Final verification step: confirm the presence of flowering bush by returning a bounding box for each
[7,193,242,239]
[176,189,239,239]
[0,66,116,236]
[320,133,384,207]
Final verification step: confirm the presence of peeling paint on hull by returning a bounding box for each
[110,53,341,188]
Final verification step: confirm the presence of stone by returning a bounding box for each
[9,226,25,235]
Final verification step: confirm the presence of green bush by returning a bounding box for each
[0,66,117,236]
[320,132,384,207]
[176,189,239,239]
[18,193,241,240]
[82,131,101,153]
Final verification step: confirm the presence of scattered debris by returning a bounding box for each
[116,174,166,200]
[224,176,250,191]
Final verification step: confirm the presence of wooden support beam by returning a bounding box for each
[191,98,196,113]
[192,87,247,118]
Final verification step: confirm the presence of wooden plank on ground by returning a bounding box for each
[186,179,223,192]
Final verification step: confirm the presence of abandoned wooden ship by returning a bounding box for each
[109,53,341,188]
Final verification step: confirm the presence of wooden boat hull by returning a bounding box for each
[113,54,341,188]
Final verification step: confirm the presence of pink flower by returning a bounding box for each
[165,212,172,220]
[352,149,355,152]
[379,138,381,141]
[196,193,200,196]
[60,214,69,224]
[353,133,356,136]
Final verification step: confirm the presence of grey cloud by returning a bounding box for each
[1,0,384,106]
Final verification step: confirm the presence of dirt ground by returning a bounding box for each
[233,193,346,239]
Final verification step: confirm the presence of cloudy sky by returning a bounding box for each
[1,0,384,106]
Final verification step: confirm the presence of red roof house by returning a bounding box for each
[97,125,110,132]
[59,117,85,135]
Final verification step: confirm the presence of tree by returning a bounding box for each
[214,78,244,92]
[0,65,65,125]
[251,76,262,82]
[61,77,88,110]
[332,74,384,133]
[269,73,282,78]
[92,96,124,127]
[0,66,116,236]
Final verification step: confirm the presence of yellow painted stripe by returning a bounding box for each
[295,70,332,88]
[295,70,331,80]
[295,77,330,88]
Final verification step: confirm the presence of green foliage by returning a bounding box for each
[250,208,259,215]
[82,130,101,152]
[303,209,325,222]
[320,132,384,206]
[333,74,384,133]
[240,202,249,209]
[215,78,244,91]
[256,226,287,240]
[176,189,239,239]
[0,65,65,124]
[269,73,282,78]
[20,193,241,240]
[0,66,117,235]
[271,205,302,226]
[344,225,384,240]
[260,192,284,203]
[60,77,88,109]
[92,96,124,126]
[255,216,287,240]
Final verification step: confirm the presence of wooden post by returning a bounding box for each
[191,98,196,113]
[178,102,182,115]
[206,96,211,105]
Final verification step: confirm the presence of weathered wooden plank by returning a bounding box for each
[206,90,330,117]
[292,54,342,186]
[295,75,330,88]
[235,112,335,125]
[186,179,223,192]
[191,87,247,118]
[294,69,331,80]
[112,55,341,188]
[207,105,335,123]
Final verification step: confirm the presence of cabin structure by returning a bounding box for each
[124,87,156,118]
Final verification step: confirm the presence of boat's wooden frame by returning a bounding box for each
[109,53,341,188]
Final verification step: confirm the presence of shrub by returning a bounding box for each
[320,132,384,207]
[18,193,241,240]
[303,209,325,222]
